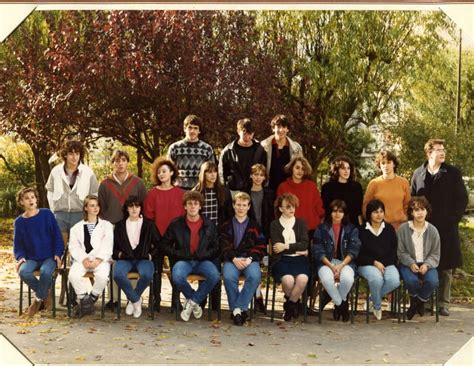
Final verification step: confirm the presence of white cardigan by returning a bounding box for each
[69,218,113,263]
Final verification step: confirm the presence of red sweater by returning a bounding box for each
[277,178,325,231]
[143,186,185,236]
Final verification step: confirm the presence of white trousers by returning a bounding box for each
[69,261,110,297]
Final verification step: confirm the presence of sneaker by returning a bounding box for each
[132,298,142,318]
[373,308,382,320]
[439,307,450,316]
[27,299,43,317]
[125,301,134,316]
[180,300,193,322]
[78,296,95,318]
[366,300,374,313]
[191,301,203,319]
[233,313,244,326]
[241,311,249,323]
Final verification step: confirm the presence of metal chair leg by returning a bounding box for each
[19,279,23,315]
[271,281,277,322]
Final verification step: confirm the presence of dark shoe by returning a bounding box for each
[283,301,295,321]
[294,300,303,319]
[416,300,426,317]
[406,296,419,320]
[319,290,331,311]
[340,300,350,322]
[254,297,267,314]
[241,311,249,323]
[27,299,43,317]
[105,300,119,311]
[439,307,450,316]
[333,304,341,321]
[78,296,95,318]
[233,313,244,326]
[282,296,289,312]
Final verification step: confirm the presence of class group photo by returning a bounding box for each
[0,6,473,366]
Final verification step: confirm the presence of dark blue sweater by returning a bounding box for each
[13,208,64,261]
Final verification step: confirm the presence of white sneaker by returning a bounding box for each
[125,301,134,316]
[373,308,382,320]
[192,301,203,319]
[132,298,142,318]
[180,300,193,322]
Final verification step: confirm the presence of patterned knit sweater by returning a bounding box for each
[167,139,215,189]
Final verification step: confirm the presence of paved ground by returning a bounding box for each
[0,250,473,365]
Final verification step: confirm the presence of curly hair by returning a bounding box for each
[150,157,179,186]
[374,150,399,173]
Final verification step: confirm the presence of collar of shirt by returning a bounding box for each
[365,221,385,237]
[113,172,129,185]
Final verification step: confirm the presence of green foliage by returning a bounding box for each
[453,223,474,298]
[392,46,474,178]
[0,137,35,217]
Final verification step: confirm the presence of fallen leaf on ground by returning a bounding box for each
[307,353,317,358]
[17,329,30,334]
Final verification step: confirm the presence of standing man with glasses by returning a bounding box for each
[411,139,468,316]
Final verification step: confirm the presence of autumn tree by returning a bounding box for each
[254,11,454,172]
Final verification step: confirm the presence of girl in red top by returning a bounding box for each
[143,156,185,310]
[276,156,325,237]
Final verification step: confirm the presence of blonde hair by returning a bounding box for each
[82,195,100,220]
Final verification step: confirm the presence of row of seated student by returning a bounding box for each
[15,184,439,324]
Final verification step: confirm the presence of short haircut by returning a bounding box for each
[407,196,432,221]
[16,187,38,207]
[329,155,355,181]
[374,150,399,173]
[233,191,251,203]
[270,114,290,129]
[365,199,385,224]
[112,149,130,162]
[60,140,85,162]
[284,156,313,180]
[183,114,203,131]
[326,199,349,225]
[424,139,445,157]
[236,118,254,134]
[183,190,204,207]
[82,195,100,220]
[122,195,143,220]
[250,163,268,182]
[150,156,179,186]
[275,192,300,211]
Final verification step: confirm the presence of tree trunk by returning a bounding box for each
[137,148,143,178]
[31,145,52,208]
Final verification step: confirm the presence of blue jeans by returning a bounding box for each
[55,211,83,233]
[318,259,354,306]
[223,261,261,312]
[113,260,154,303]
[19,258,56,300]
[172,260,220,304]
[399,265,439,302]
[358,265,400,310]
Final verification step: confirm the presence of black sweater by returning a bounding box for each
[321,180,363,225]
[113,218,161,261]
[357,222,398,267]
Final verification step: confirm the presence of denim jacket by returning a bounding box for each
[312,222,361,271]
